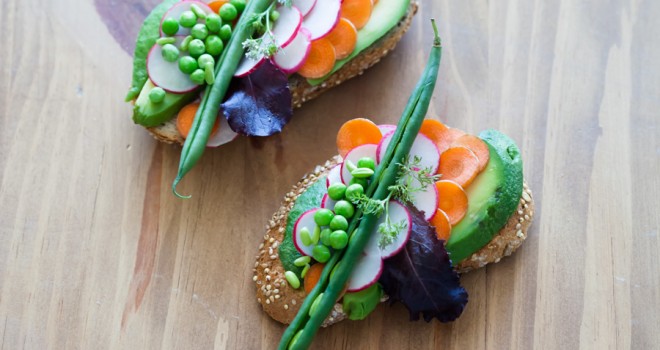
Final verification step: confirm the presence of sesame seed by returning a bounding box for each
[264,268,270,274]
[291,299,297,305]
[515,223,522,230]
[273,289,280,294]
[269,237,275,243]
[516,230,524,238]
[270,255,277,260]
[266,276,271,281]
[275,295,280,299]
[523,204,529,209]
[269,296,274,302]
[524,215,530,220]
[284,304,289,310]
[518,210,523,215]
[259,243,264,249]
[266,299,271,304]
[266,284,272,290]
[522,192,532,202]
[257,298,261,303]
[519,217,524,223]
[252,276,257,282]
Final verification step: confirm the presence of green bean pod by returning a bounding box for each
[172,0,271,198]
[278,20,443,350]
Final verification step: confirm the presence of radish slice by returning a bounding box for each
[377,132,441,174]
[321,194,337,210]
[326,164,342,188]
[364,201,412,259]
[347,253,383,292]
[293,0,317,16]
[234,56,265,77]
[160,1,213,36]
[301,0,341,40]
[340,144,378,185]
[272,27,312,74]
[206,114,239,147]
[270,6,303,48]
[378,124,396,135]
[407,178,439,221]
[147,37,199,94]
[293,209,320,256]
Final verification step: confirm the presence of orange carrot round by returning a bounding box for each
[336,118,383,157]
[326,18,358,60]
[435,180,468,225]
[420,120,467,155]
[340,0,373,29]
[304,263,325,294]
[438,146,480,187]
[297,38,336,79]
[177,102,218,138]
[208,0,229,13]
[452,134,490,171]
[430,209,452,241]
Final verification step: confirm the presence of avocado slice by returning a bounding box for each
[306,0,411,86]
[445,130,524,264]
[342,283,383,320]
[133,80,198,127]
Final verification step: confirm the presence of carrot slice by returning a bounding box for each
[451,134,490,171]
[208,0,229,13]
[304,263,325,294]
[438,146,480,187]
[176,102,218,138]
[297,38,337,79]
[340,0,373,29]
[435,180,468,225]
[419,120,467,156]
[430,209,452,241]
[326,18,358,60]
[336,118,383,157]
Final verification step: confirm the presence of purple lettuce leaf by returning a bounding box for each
[379,205,468,322]
[221,60,292,136]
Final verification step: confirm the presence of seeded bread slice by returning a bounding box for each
[253,156,534,326]
[141,1,419,145]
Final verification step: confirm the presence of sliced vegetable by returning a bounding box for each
[297,38,337,79]
[336,118,383,158]
[320,193,337,210]
[326,165,343,188]
[292,0,317,16]
[435,180,468,225]
[347,253,383,292]
[304,263,325,294]
[419,120,467,155]
[340,144,378,184]
[177,102,220,138]
[408,177,439,221]
[301,0,341,40]
[429,209,451,241]
[272,27,312,74]
[293,209,321,256]
[326,18,358,60]
[451,134,490,171]
[208,0,229,14]
[364,200,411,259]
[147,37,200,93]
[377,124,396,135]
[234,56,266,77]
[160,1,214,36]
[270,5,303,48]
[438,146,480,187]
[377,131,440,174]
[340,0,373,30]
[206,113,239,147]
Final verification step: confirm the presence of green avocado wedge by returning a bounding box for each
[445,129,524,264]
[306,0,411,86]
[133,80,197,127]
[125,0,179,102]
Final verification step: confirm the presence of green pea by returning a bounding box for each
[349,177,368,188]
[180,35,193,51]
[320,228,333,246]
[156,37,176,46]
[270,10,280,21]
[179,10,197,28]
[314,209,334,226]
[190,4,207,20]
[357,157,376,170]
[285,271,301,289]
[329,215,348,231]
[329,230,348,250]
[351,167,374,179]
[301,264,311,278]
[312,245,331,263]
[345,160,357,172]
[188,39,206,57]
[309,293,324,316]
[190,69,206,85]
[345,184,364,200]
[197,54,215,68]
[294,256,311,267]
[327,183,346,201]
[204,62,215,84]
[299,227,312,246]
[148,87,166,104]
[178,56,198,74]
[205,35,224,56]
[191,23,209,40]
[161,44,180,62]
[205,13,222,33]
[334,200,355,219]
[162,17,180,36]
[230,0,246,13]
[219,3,238,21]
[288,330,304,350]
[310,226,321,245]
[219,24,232,41]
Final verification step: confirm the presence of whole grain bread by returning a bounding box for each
[142,1,419,144]
[253,156,534,326]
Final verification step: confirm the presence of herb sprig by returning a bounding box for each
[242,0,292,60]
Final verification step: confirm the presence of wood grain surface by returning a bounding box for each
[1,0,659,349]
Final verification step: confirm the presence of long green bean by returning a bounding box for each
[279,20,443,350]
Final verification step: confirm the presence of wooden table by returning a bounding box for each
[1,0,658,348]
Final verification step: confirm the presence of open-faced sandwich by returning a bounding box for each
[125,0,418,194]
[252,21,534,349]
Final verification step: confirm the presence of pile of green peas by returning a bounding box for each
[157,0,246,86]
[285,156,377,289]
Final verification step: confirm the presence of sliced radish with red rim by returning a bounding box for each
[206,113,239,147]
[364,201,412,259]
[378,124,396,135]
[147,36,199,94]
[321,194,337,210]
[270,5,303,48]
[272,27,312,74]
[293,0,317,16]
[160,1,213,36]
[407,178,438,221]
[347,253,383,292]
[234,56,266,77]
[340,143,378,185]
[301,0,341,40]
[326,164,342,188]
[293,209,320,256]
[377,132,441,174]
